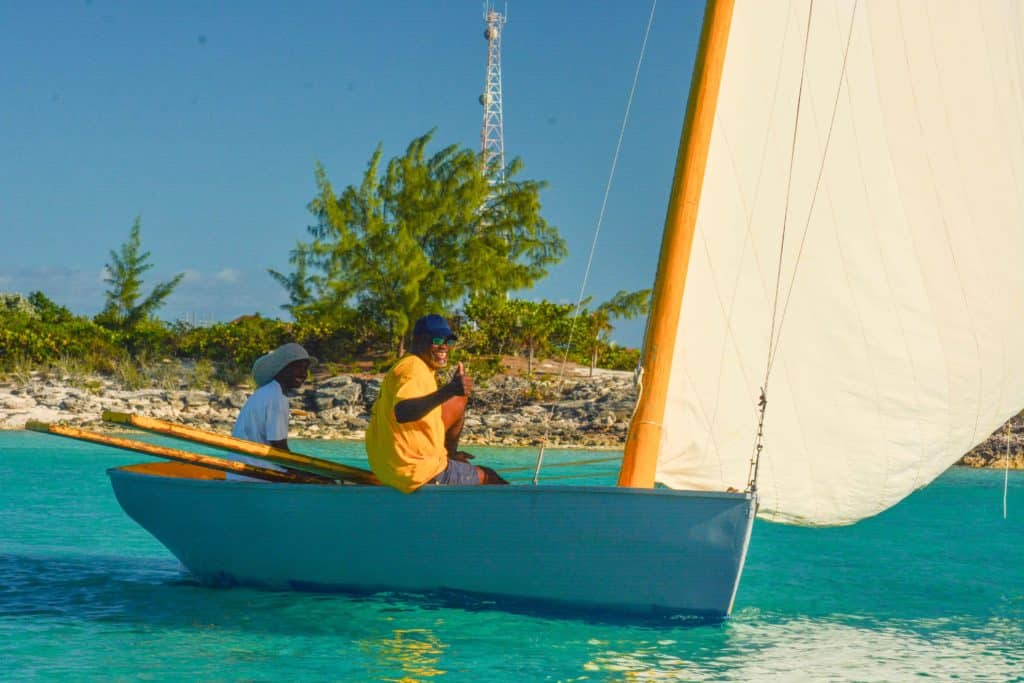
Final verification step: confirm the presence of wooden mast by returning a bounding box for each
[617,0,735,488]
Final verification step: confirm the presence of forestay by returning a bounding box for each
[659,0,1024,525]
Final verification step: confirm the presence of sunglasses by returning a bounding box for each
[431,337,455,347]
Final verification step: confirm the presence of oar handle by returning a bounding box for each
[26,421,331,484]
[102,411,379,485]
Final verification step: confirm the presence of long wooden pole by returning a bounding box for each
[25,421,330,484]
[617,0,735,488]
[102,411,379,485]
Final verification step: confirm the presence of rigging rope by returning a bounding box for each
[1005,420,1011,520]
[510,470,621,484]
[747,0,859,492]
[504,455,620,474]
[530,0,657,485]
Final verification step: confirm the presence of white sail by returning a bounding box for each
[659,0,1024,525]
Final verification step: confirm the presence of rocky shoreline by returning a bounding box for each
[0,367,636,450]
[2,366,1022,468]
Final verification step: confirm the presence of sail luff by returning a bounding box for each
[618,0,735,488]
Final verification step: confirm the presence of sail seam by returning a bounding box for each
[766,1,859,379]
[836,3,921,516]
[880,2,942,495]
[925,2,987,455]
[750,0,860,516]
[980,1,1024,463]
[697,0,796,492]
[746,0,818,501]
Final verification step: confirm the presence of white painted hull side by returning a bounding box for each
[108,469,756,617]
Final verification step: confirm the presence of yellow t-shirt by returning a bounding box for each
[365,354,448,492]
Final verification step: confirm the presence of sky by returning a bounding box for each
[1,1,705,347]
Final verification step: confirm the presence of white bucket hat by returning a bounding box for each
[252,343,313,387]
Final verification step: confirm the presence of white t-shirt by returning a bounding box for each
[229,380,289,481]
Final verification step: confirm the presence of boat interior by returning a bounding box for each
[118,461,226,480]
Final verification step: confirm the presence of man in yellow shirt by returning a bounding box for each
[366,314,507,492]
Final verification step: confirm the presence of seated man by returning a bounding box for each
[366,314,507,492]
[229,342,312,480]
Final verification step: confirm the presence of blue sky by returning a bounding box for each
[1,1,704,347]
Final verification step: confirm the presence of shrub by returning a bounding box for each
[0,310,120,372]
[27,291,74,323]
[1,292,38,318]
[119,318,178,358]
[177,316,292,368]
[458,353,503,383]
[111,356,148,390]
[591,343,641,371]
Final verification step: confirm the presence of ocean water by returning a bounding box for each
[1,432,1022,681]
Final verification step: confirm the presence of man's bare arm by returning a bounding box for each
[394,363,471,423]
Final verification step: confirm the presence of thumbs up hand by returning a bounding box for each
[445,362,473,397]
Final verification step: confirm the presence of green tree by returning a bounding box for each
[268,243,316,312]
[95,217,184,352]
[27,291,74,324]
[507,299,573,374]
[584,289,651,376]
[271,130,567,354]
[464,295,574,374]
[462,294,520,355]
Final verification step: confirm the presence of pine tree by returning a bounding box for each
[96,217,184,336]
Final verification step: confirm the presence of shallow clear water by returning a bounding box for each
[2,432,1022,681]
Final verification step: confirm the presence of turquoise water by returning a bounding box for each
[2,432,1022,681]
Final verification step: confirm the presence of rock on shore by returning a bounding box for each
[2,367,1020,468]
[0,368,636,450]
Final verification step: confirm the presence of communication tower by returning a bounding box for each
[480,3,507,184]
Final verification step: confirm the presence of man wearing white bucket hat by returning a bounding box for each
[229,342,313,480]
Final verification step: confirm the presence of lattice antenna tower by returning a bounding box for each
[480,3,507,185]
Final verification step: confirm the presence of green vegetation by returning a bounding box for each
[0,292,120,372]
[583,289,651,376]
[270,130,567,355]
[94,217,184,355]
[463,295,575,374]
[1,133,645,386]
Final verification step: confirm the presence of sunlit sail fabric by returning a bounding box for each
[659,0,1024,525]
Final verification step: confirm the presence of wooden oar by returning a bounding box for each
[25,421,331,484]
[101,411,379,486]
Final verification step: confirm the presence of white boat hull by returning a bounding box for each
[108,468,756,617]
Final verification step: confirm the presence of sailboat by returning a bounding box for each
[46,0,1024,616]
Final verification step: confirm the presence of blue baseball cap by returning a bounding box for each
[412,314,456,340]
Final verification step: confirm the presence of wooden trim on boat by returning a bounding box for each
[618,0,736,488]
[119,461,226,480]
